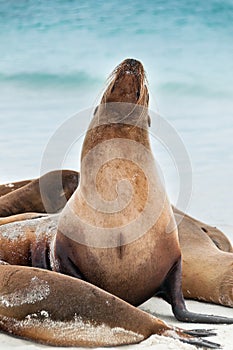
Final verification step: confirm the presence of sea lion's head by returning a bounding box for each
[92,58,150,129]
[82,59,151,161]
[101,58,149,107]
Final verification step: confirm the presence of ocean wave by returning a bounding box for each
[0,71,231,99]
[0,71,102,89]
[158,81,231,98]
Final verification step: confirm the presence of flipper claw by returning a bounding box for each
[174,308,233,324]
[183,328,217,337]
[181,337,221,349]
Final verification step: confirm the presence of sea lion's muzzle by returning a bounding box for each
[102,58,148,106]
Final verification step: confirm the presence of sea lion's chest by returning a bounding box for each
[57,165,180,305]
[57,138,180,305]
[68,223,179,306]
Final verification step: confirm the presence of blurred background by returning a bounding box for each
[0,0,233,240]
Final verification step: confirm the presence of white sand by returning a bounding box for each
[1,297,232,350]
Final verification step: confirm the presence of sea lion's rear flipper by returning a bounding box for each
[0,264,220,348]
[156,257,233,324]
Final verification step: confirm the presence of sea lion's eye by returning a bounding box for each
[136,91,140,99]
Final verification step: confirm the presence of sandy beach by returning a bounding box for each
[1,298,233,350]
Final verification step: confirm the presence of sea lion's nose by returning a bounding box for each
[125,58,141,68]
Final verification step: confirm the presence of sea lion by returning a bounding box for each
[173,206,233,254]
[0,179,32,197]
[174,209,233,308]
[54,58,233,323]
[0,169,79,217]
[0,264,219,348]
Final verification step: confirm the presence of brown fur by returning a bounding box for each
[173,208,233,307]
[173,206,233,253]
[0,264,174,347]
[0,170,79,217]
[0,179,32,197]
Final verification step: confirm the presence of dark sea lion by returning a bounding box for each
[0,170,79,217]
[0,179,32,197]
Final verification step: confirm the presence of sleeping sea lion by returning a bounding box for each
[0,262,219,348]
[173,206,233,254]
[174,208,233,308]
[0,179,31,197]
[0,170,79,217]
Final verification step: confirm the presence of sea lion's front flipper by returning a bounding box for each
[0,265,220,348]
[156,257,233,324]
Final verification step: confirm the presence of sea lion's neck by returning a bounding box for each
[81,105,151,160]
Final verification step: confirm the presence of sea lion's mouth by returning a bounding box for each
[102,58,148,106]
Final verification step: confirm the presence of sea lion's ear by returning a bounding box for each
[94,106,98,115]
[148,114,151,127]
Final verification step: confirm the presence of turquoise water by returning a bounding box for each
[0,0,233,238]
